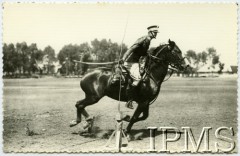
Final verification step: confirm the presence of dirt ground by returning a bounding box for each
[3,76,238,153]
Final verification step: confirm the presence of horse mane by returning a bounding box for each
[149,43,168,55]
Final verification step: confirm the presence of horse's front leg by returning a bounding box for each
[134,104,149,122]
[125,105,143,133]
[125,104,149,140]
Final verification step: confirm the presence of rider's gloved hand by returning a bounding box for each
[118,59,124,64]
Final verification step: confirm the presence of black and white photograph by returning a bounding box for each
[2,2,238,153]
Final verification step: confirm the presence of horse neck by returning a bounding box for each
[149,48,169,84]
[150,62,169,84]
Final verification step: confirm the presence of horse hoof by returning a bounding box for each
[69,120,80,127]
[134,132,144,140]
[126,134,133,142]
[83,116,95,130]
[123,130,133,141]
[122,115,131,122]
[82,121,90,129]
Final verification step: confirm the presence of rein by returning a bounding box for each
[144,44,180,105]
[145,45,173,84]
[146,44,185,83]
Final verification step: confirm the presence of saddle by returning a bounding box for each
[113,64,130,84]
[110,57,147,87]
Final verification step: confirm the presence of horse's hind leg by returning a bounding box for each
[70,95,100,127]
[77,95,100,120]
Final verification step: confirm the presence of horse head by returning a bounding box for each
[149,39,189,71]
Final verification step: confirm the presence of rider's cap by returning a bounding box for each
[147,25,159,33]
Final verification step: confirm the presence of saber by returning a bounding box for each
[118,13,129,62]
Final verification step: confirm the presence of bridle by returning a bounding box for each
[149,44,185,69]
[145,44,185,84]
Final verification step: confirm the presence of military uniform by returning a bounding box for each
[118,36,152,109]
[112,25,159,109]
[122,36,151,63]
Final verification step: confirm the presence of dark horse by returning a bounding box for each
[70,39,188,135]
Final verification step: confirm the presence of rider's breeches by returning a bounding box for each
[139,56,146,76]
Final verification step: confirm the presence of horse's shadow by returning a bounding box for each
[128,129,183,140]
[72,126,114,139]
[72,126,183,141]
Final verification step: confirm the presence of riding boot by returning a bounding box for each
[142,73,149,83]
[125,83,136,109]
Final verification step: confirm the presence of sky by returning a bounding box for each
[3,3,238,66]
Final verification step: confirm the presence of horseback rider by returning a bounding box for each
[112,25,159,109]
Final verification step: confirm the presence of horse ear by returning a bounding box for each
[168,39,173,49]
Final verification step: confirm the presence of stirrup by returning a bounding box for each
[83,116,95,130]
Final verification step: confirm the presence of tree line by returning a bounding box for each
[3,39,224,77]
[3,42,56,76]
[184,47,225,75]
[3,39,128,77]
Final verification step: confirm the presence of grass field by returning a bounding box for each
[3,76,238,153]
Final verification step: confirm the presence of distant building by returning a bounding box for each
[90,53,98,61]
[197,65,219,77]
[230,66,238,74]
